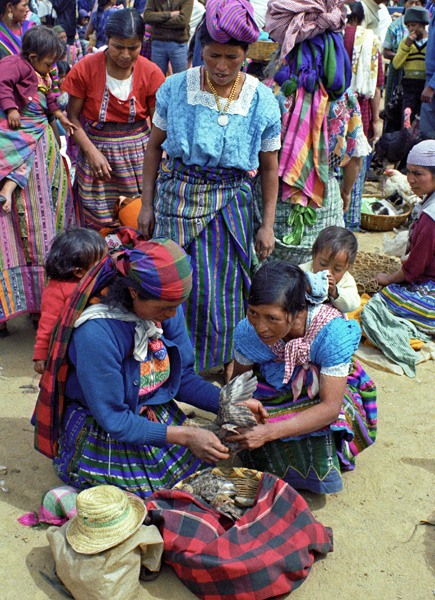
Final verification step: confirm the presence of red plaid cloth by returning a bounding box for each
[270,304,342,384]
[145,472,333,600]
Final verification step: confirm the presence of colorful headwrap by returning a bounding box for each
[407,140,435,167]
[206,0,260,44]
[115,237,192,302]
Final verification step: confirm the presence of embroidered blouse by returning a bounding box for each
[152,67,282,170]
[234,305,361,394]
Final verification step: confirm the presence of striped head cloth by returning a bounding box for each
[206,0,260,44]
[407,140,435,167]
[115,237,192,301]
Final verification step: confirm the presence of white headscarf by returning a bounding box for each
[407,140,435,167]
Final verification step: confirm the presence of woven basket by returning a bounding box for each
[247,40,280,62]
[360,198,411,232]
[174,467,263,500]
[349,251,402,295]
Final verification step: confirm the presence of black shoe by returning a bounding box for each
[0,325,8,338]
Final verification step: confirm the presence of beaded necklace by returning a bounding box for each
[205,70,241,127]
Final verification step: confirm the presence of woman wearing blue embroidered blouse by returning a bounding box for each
[138,0,281,379]
[227,261,377,494]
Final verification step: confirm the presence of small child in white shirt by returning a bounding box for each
[301,226,360,313]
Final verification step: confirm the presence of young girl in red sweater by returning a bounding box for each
[33,228,108,374]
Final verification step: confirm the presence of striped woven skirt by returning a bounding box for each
[54,401,210,499]
[0,109,76,323]
[74,120,150,230]
[379,280,435,334]
[154,158,254,372]
[240,360,377,494]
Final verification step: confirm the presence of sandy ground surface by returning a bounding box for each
[1,229,435,600]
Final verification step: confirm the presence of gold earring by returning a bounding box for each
[8,11,13,19]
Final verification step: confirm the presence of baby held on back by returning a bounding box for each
[301,226,360,313]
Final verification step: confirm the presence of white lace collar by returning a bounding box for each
[186,67,258,117]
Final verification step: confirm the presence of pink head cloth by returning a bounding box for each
[264,0,347,61]
[206,0,260,44]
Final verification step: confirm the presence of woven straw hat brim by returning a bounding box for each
[66,491,146,555]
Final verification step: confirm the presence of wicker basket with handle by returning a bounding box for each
[360,198,411,232]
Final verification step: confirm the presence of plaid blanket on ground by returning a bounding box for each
[145,472,333,600]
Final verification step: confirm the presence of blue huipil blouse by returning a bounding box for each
[234,308,361,393]
[152,67,282,171]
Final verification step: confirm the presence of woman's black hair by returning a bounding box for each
[105,8,145,41]
[425,165,435,177]
[21,26,64,61]
[347,2,365,26]
[0,0,20,19]
[198,20,249,52]
[312,225,358,266]
[249,261,307,316]
[45,228,107,281]
[101,275,158,312]
[97,0,111,12]
[56,59,70,77]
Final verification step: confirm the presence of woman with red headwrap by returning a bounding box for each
[138,0,281,379]
[33,235,266,498]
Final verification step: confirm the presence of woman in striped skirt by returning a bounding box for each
[228,261,377,494]
[375,140,435,334]
[62,8,165,230]
[139,0,281,376]
[35,236,266,498]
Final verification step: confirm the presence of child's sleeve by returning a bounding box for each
[46,89,61,114]
[0,64,19,113]
[392,39,411,70]
[33,282,75,361]
[330,271,361,313]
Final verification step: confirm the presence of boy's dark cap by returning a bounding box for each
[404,6,430,25]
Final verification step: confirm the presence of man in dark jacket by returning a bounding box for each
[52,0,77,44]
[143,0,193,74]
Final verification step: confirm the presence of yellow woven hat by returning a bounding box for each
[66,485,146,555]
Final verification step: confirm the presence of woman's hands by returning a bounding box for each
[374,267,405,287]
[85,146,112,181]
[255,225,275,261]
[226,422,273,450]
[137,202,155,240]
[243,399,268,424]
[186,428,230,463]
[167,426,230,463]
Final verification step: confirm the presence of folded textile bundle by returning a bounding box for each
[265,0,347,60]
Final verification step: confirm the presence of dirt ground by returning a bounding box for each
[1,229,434,600]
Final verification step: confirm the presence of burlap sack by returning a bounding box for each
[46,523,163,600]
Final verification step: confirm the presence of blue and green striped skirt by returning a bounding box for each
[241,359,377,494]
[379,280,435,334]
[154,158,254,371]
[54,401,209,499]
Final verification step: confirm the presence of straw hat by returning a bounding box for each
[66,485,146,555]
